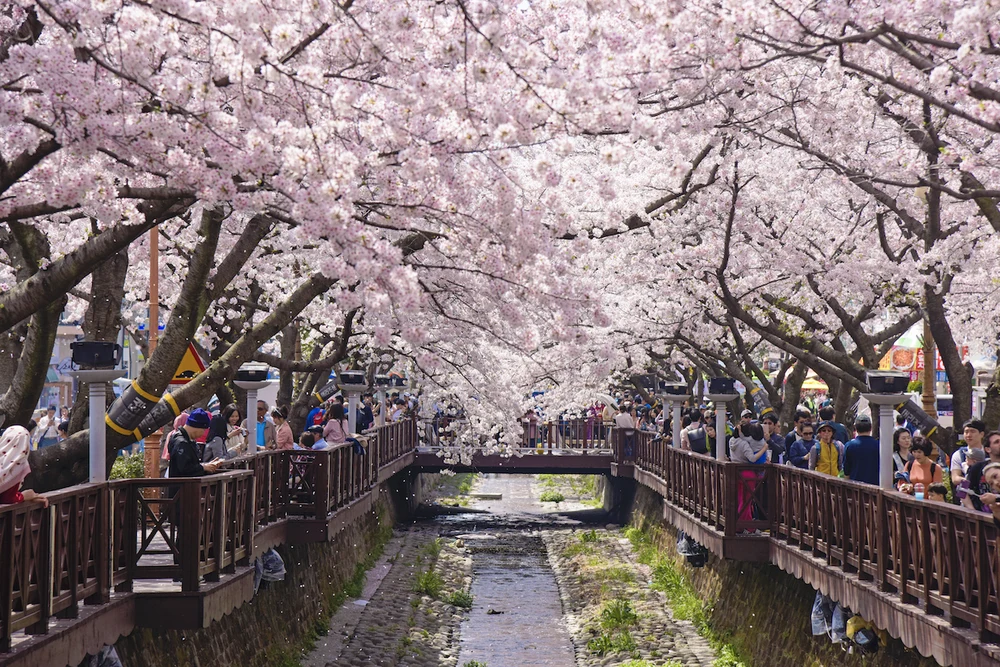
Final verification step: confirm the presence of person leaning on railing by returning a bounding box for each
[167,409,222,494]
[0,426,48,507]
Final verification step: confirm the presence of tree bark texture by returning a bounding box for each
[68,247,129,434]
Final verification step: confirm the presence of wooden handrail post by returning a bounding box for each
[314,452,331,519]
[25,505,53,635]
[206,478,225,583]
[181,482,201,592]
[116,484,136,593]
[0,507,10,652]
[877,492,889,592]
[242,473,255,566]
[722,464,736,538]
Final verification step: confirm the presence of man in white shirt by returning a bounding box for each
[34,405,60,449]
[614,406,635,430]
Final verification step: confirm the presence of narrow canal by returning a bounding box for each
[302,474,717,667]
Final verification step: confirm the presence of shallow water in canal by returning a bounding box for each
[439,475,584,667]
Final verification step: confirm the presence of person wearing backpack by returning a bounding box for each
[896,436,942,493]
[681,409,710,455]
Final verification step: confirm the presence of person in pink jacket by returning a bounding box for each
[271,407,295,450]
[323,403,349,445]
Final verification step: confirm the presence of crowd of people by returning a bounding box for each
[524,390,1000,518]
[159,390,418,474]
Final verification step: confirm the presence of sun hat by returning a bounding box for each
[0,426,31,495]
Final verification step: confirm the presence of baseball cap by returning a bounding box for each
[308,425,324,434]
[187,408,211,429]
[741,409,753,418]
[854,414,872,429]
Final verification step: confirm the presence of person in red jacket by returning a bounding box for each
[0,425,48,507]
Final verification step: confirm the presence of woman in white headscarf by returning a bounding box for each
[0,426,48,506]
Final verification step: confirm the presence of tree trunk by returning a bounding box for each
[779,361,808,433]
[0,297,65,426]
[276,323,297,408]
[0,323,28,397]
[68,247,129,435]
[0,199,189,334]
[925,285,972,429]
[0,221,65,427]
[983,355,1000,432]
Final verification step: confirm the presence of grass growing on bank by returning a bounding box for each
[587,598,640,657]
[537,474,603,507]
[433,472,480,507]
[622,524,750,667]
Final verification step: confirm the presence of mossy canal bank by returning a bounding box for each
[628,484,941,667]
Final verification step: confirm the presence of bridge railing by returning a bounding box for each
[1,418,419,653]
[633,442,1000,639]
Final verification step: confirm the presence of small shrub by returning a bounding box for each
[611,630,638,655]
[600,599,638,631]
[539,490,565,503]
[586,633,614,655]
[579,529,599,543]
[563,542,594,557]
[463,662,488,667]
[424,538,442,558]
[446,589,473,608]
[110,451,145,479]
[413,570,444,598]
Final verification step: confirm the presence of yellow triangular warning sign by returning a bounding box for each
[170,343,206,385]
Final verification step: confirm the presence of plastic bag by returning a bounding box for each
[811,591,833,636]
[676,531,697,557]
[261,548,286,582]
[82,646,123,667]
[830,602,848,642]
[253,555,264,594]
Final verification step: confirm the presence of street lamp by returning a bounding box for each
[235,363,271,452]
[706,377,738,462]
[862,370,910,491]
[374,375,390,427]
[68,341,125,483]
[338,371,369,433]
[660,382,688,448]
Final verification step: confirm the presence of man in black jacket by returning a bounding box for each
[168,408,221,494]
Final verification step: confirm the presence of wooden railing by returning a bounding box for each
[632,440,1000,640]
[0,419,418,652]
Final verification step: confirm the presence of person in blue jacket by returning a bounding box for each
[787,422,815,468]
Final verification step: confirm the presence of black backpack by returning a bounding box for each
[687,427,708,454]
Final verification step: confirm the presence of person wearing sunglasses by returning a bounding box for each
[787,423,814,469]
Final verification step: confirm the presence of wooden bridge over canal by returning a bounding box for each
[2,419,999,666]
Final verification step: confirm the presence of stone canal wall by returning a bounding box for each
[629,484,939,667]
[114,478,411,667]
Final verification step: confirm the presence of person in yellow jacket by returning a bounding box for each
[809,421,845,477]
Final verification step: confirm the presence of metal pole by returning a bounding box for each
[377,389,386,427]
[863,393,904,491]
[348,393,359,434]
[715,409,728,461]
[89,382,107,483]
[672,401,682,449]
[879,405,895,491]
[149,227,159,353]
[246,389,258,452]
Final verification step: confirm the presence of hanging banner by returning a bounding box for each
[894,398,941,440]
[314,380,339,403]
[136,393,183,438]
